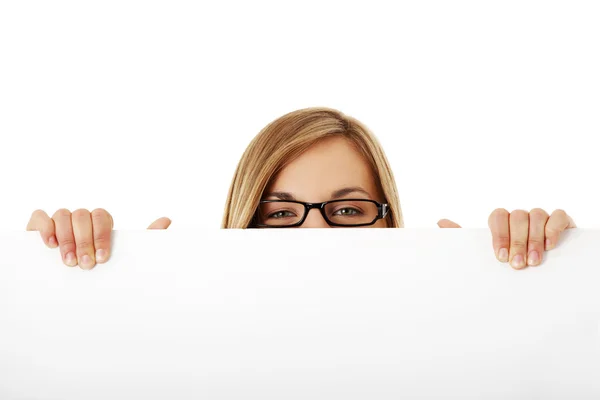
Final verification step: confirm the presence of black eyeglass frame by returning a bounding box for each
[251,198,390,228]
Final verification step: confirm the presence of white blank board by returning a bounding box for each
[0,229,599,399]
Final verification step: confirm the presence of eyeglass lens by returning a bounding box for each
[256,200,379,226]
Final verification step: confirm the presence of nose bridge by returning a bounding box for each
[300,204,330,228]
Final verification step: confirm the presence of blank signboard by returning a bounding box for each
[0,228,598,399]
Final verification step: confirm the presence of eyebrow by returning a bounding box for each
[264,187,371,201]
[330,186,371,199]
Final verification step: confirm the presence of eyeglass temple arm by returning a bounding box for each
[380,204,389,218]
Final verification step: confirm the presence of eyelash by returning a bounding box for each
[267,210,297,219]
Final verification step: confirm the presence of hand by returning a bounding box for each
[437,208,576,269]
[26,209,171,270]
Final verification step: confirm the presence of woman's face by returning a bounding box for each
[262,136,388,228]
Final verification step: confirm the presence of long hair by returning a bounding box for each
[222,107,404,228]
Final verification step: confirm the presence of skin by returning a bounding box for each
[262,136,388,228]
[26,136,576,270]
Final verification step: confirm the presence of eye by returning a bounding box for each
[267,210,297,219]
[333,207,362,216]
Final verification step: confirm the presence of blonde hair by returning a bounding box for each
[221,107,404,228]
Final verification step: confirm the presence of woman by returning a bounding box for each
[26,107,576,270]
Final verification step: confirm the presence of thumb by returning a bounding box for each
[147,217,172,230]
[437,219,462,228]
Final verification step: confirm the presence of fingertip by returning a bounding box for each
[497,247,508,263]
[526,250,542,266]
[95,248,109,263]
[48,235,58,248]
[64,252,78,267]
[78,254,96,270]
[510,254,527,270]
[39,229,57,248]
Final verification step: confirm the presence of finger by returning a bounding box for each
[26,209,58,248]
[437,219,462,228]
[52,209,77,267]
[487,208,510,263]
[545,209,575,250]
[91,208,113,264]
[147,217,171,230]
[72,209,96,270]
[509,210,529,269]
[526,208,549,266]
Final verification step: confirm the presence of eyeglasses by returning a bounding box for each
[252,199,389,228]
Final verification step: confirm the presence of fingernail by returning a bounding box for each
[498,248,508,262]
[528,250,540,266]
[80,254,93,269]
[545,238,552,250]
[65,252,77,266]
[511,254,525,269]
[48,235,57,247]
[96,249,107,263]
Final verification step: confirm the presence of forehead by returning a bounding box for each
[265,136,380,201]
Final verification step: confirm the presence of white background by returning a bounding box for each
[1,0,599,230]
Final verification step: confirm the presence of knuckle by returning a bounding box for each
[30,209,46,219]
[91,208,109,219]
[76,240,94,250]
[552,209,567,218]
[528,237,545,246]
[490,208,509,218]
[495,234,510,244]
[530,208,548,219]
[53,208,71,219]
[510,239,528,248]
[488,208,509,227]
[58,237,76,248]
[93,231,111,244]
[510,210,529,222]
[27,210,48,231]
[72,208,90,219]
[92,208,113,229]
